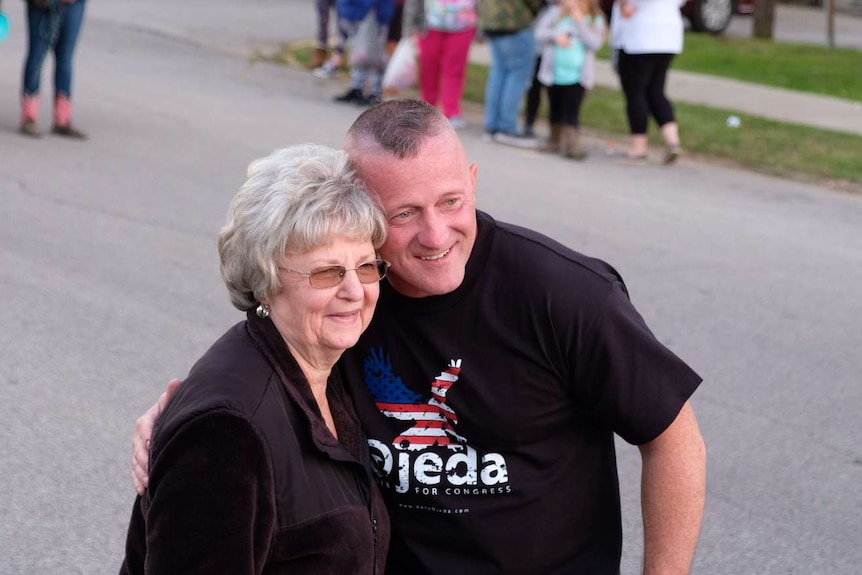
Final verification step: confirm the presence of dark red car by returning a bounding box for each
[601,0,754,34]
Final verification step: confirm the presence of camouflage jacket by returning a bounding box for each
[478,0,543,32]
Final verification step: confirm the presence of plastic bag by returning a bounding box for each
[382,36,418,91]
[349,12,387,69]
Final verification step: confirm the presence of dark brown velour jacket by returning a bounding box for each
[119,310,390,575]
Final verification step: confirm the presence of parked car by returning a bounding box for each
[686,0,754,34]
[600,0,754,35]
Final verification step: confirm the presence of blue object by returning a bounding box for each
[23,0,87,96]
[0,12,10,41]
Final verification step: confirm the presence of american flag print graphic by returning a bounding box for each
[363,348,467,452]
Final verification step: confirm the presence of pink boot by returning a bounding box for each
[52,94,87,139]
[19,94,41,138]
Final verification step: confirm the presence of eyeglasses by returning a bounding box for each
[280,258,390,289]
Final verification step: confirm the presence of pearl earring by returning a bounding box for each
[255,304,270,319]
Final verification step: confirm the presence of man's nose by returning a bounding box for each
[417,212,447,248]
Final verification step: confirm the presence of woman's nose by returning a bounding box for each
[337,268,365,299]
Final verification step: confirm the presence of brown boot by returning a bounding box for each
[52,94,88,140]
[561,126,587,160]
[540,124,562,153]
[19,94,42,138]
[308,47,328,70]
[52,124,88,139]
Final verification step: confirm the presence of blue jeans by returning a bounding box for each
[22,0,87,97]
[484,27,535,135]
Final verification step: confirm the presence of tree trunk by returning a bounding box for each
[752,0,776,39]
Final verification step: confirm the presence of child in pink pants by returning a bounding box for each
[403,0,477,128]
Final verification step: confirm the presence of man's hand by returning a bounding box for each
[131,379,181,495]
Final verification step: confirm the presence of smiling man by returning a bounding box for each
[340,99,706,575]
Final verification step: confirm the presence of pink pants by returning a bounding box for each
[418,27,476,119]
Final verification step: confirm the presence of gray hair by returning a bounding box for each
[218,144,388,311]
[345,98,449,159]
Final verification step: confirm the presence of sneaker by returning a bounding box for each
[493,130,538,150]
[614,153,649,166]
[606,147,648,163]
[562,148,589,161]
[663,143,682,165]
[360,94,383,107]
[522,125,535,138]
[334,88,366,104]
[481,130,498,142]
[19,119,42,138]
[449,116,467,130]
[308,47,328,70]
[313,61,341,79]
[52,123,88,140]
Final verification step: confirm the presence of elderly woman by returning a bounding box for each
[119,144,391,575]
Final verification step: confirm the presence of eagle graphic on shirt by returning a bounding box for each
[362,348,511,497]
[363,348,467,451]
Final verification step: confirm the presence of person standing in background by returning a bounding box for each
[610,0,683,164]
[386,0,406,56]
[333,0,396,106]
[478,0,544,147]
[20,0,87,139]
[521,0,555,139]
[310,0,345,71]
[521,1,549,140]
[534,0,605,159]
[403,0,477,129]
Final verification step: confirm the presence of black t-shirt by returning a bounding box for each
[339,211,702,575]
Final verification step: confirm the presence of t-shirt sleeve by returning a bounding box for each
[142,410,276,574]
[573,279,702,445]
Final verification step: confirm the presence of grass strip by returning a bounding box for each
[582,86,862,184]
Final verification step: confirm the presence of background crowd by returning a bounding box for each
[6,0,684,159]
[310,0,686,164]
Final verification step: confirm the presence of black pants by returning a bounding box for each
[548,83,586,127]
[524,56,543,127]
[617,51,675,134]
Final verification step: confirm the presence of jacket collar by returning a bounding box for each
[245,310,364,463]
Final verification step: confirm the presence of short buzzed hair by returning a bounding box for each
[346,99,450,160]
[218,144,387,311]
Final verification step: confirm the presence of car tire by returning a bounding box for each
[690,0,735,34]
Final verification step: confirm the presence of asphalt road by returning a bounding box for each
[1,1,860,574]
[726,3,862,49]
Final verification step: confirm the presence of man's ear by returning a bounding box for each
[469,162,478,194]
